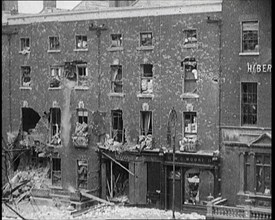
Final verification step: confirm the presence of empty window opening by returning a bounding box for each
[111,110,125,143]
[76,35,87,49]
[76,63,88,87]
[242,21,259,53]
[111,34,122,47]
[141,64,153,94]
[77,160,88,189]
[52,157,61,187]
[64,62,77,81]
[21,66,31,87]
[140,32,152,47]
[49,107,61,145]
[111,65,123,93]
[140,111,152,136]
[182,112,197,151]
[241,82,257,125]
[182,58,197,94]
[20,38,30,52]
[50,66,62,88]
[49,36,60,50]
[183,29,197,45]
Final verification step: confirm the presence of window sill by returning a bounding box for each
[19,51,30,54]
[47,49,61,53]
[48,87,62,90]
[136,46,154,51]
[183,43,198,49]
[239,52,259,56]
[74,48,88,52]
[20,86,32,90]
[75,86,89,90]
[107,47,124,52]
[180,93,199,99]
[137,93,154,99]
[108,92,125,98]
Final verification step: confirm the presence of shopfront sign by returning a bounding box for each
[247,63,272,73]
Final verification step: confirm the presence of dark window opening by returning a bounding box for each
[49,36,60,50]
[241,82,257,125]
[50,66,62,88]
[111,65,123,93]
[182,58,197,94]
[140,111,152,136]
[20,38,30,51]
[255,154,271,195]
[49,108,61,145]
[22,107,41,133]
[183,29,197,44]
[141,64,153,94]
[78,109,88,124]
[140,32,152,47]
[76,35,87,49]
[111,34,122,47]
[52,157,61,187]
[242,21,259,53]
[21,66,31,87]
[77,64,88,87]
[77,160,88,189]
[111,110,124,143]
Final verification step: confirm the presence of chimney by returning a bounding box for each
[2,0,18,14]
[43,0,56,9]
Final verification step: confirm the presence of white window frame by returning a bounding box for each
[75,34,88,51]
[140,31,153,47]
[19,37,30,53]
[140,63,153,94]
[48,35,60,52]
[20,66,31,88]
[240,20,259,56]
[76,64,88,87]
[110,64,123,93]
[49,65,62,89]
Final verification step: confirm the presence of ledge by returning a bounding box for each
[180,93,199,99]
[239,52,259,56]
[136,46,154,51]
[107,46,124,52]
[47,49,61,53]
[20,86,32,90]
[73,48,88,52]
[108,92,125,98]
[75,86,89,90]
[137,93,154,99]
[48,87,62,90]
[183,43,198,49]
[237,191,271,199]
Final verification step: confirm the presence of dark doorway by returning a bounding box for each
[147,162,161,208]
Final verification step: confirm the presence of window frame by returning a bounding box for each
[77,108,88,124]
[20,66,31,88]
[140,32,153,47]
[51,157,62,187]
[75,34,88,50]
[140,63,153,94]
[255,153,271,195]
[110,64,123,93]
[48,35,60,52]
[182,58,198,94]
[183,29,198,45]
[49,65,62,89]
[76,63,88,87]
[77,159,88,190]
[240,82,258,126]
[110,33,123,48]
[140,110,153,136]
[19,37,30,52]
[111,110,125,143]
[49,107,61,145]
[240,20,259,55]
[183,111,197,137]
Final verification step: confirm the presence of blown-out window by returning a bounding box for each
[111,34,122,47]
[140,111,152,136]
[141,64,153,94]
[52,157,61,187]
[111,65,122,93]
[49,66,62,88]
[21,66,31,87]
[140,32,152,47]
[111,110,124,143]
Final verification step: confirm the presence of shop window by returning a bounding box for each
[241,82,257,125]
[140,64,153,94]
[111,110,125,143]
[111,65,123,93]
[111,34,122,47]
[20,37,30,52]
[183,29,197,45]
[140,32,153,47]
[49,66,62,88]
[76,35,88,49]
[49,36,60,51]
[140,111,152,136]
[255,154,271,195]
[49,107,61,146]
[77,160,88,189]
[52,157,61,187]
[241,21,259,53]
[182,58,197,94]
[76,64,88,87]
[21,66,31,87]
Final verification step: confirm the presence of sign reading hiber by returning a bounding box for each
[247,63,272,74]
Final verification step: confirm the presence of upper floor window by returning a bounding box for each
[140,111,152,136]
[77,108,88,124]
[49,107,61,146]
[76,63,88,87]
[241,21,259,53]
[241,82,257,125]
[111,34,122,48]
[140,32,153,47]
[76,35,87,49]
[20,38,30,52]
[49,66,62,88]
[21,66,31,87]
[111,110,125,143]
[182,58,197,94]
[183,112,197,138]
[141,64,153,94]
[49,36,60,51]
[183,29,197,45]
[111,65,122,93]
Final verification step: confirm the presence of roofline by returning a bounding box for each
[4,2,222,26]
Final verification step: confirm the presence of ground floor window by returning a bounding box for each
[52,157,61,187]
[77,160,88,189]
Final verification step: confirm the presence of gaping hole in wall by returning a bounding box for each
[77,159,88,189]
[182,58,197,94]
[49,107,61,146]
[141,64,153,94]
[111,110,125,143]
[22,107,41,133]
[21,66,31,87]
[106,160,129,202]
[111,65,123,93]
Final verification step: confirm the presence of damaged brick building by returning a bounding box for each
[3,0,270,215]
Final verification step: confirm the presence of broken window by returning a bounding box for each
[21,66,31,87]
[111,65,123,93]
[52,157,61,187]
[242,21,259,53]
[141,64,153,94]
[73,108,89,147]
[20,37,30,52]
[49,107,61,146]
[49,66,62,88]
[182,58,197,94]
[241,82,257,125]
[77,160,88,189]
[183,29,197,45]
[49,36,60,50]
[140,111,152,136]
[140,32,153,47]
[76,63,88,87]
[64,62,77,81]
[111,110,124,143]
[76,35,87,49]
[111,34,122,47]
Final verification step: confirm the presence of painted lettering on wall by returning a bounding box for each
[247,63,272,73]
